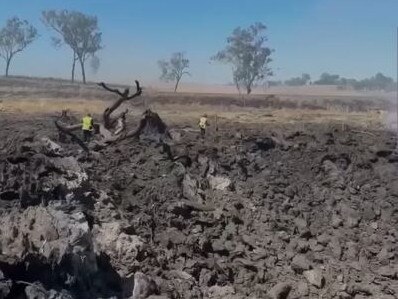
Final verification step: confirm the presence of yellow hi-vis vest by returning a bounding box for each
[82,116,93,131]
[199,117,207,129]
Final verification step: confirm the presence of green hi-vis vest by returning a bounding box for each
[82,116,93,131]
[199,117,207,129]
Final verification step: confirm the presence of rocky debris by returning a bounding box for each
[246,137,276,152]
[182,174,202,202]
[0,206,91,263]
[291,254,311,273]
[0,203,128,298]
[24,282,74,299]
[376,265,398,278]
[41,137,64,156]
[93,222,146,277]
[303,269,325,288]
[266,282,292,299]
[0,115,397,298]
[131,272,158,299]
[0,136,87,207]
[331,214,343,228]
[207,175,231,191]
[205,285,236,298]
[295,281,309,297]
[0,270,12,298]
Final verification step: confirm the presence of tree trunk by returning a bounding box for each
[79,58,86,84]
[71,53,76,82]
[246,85,252,95]
[174,77,181,93]
[234,78,242,95]
[5,57,11,77]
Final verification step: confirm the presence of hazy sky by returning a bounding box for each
[0,0,397,85]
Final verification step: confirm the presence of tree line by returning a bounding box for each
[272,72,395,91]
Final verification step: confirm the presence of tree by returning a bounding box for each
[338,77,358,89]
[302,73,311,84]
[212,22,273,94]
[0,17,37,77]
[158,52,190,92]
[42,10,102,84]
[285,73,311,86]
[351,73,394,91]
[314,73,340,85]
[373,73,393,90]
[268,80,282,87]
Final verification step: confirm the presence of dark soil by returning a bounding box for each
[0,113,397,299]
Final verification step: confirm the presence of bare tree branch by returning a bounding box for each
[99,80,142,130]
[97,82,124,97]
[127,80,143,99]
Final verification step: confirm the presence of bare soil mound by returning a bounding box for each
[0,114,397,299]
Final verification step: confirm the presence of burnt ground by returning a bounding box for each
[0,112,397,299]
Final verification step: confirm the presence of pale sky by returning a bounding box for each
[0,0,397,85]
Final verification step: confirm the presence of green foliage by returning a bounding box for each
[42,10,102,83]
[285,73,311,86]
[314,73,340,85]
[351,73,394,91]
[158,52,190,92]
[268,80,283,87]
[315,72,394,91]
[0,17,38,76]
[212,22,273,94]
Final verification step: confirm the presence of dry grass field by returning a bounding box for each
[0,76,395,130]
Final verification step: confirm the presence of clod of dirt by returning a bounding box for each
[131,272,158,299]
[303,269,325,288]
[208,175,231,190]
[291,254,311,273]
[266,282,292,299]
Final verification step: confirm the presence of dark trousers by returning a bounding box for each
[83,130,92,142]
[200,128,206,137]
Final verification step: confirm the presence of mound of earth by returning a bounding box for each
[0,113,397,299]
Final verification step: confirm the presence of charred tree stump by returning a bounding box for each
[54,80,172,149]
[127,109,171,141]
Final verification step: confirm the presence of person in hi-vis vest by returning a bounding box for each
[82,113,94,142]
[198,114,209,137]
